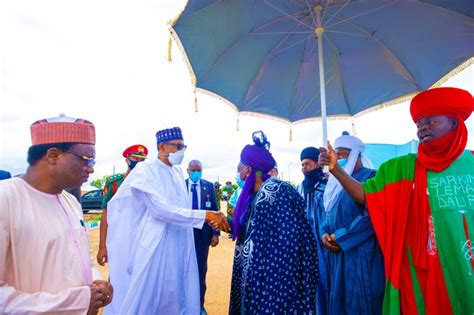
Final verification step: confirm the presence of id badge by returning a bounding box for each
[205,201,212,208]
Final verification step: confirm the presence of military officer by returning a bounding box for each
[96,144,148,266]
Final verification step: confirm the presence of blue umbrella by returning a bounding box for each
[170,1,473,144]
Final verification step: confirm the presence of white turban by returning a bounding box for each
[323,134,373,211]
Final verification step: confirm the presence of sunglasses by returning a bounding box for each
[63,150,96,168]
[163,142,187,151]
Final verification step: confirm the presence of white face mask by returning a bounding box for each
[168,149,185,165]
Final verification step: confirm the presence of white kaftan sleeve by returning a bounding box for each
[133,189,206,228]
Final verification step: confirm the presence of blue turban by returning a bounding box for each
[156,127,183,144]
[300,146,320,161]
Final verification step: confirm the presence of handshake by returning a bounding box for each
[88,280,113,315]
[205,211,231,233]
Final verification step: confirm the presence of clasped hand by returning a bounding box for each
[205,211,231,233]
[88,280,113,315]
[322,233,340,252]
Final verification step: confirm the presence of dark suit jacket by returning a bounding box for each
[186,178,220,245]
[0,170,12,180]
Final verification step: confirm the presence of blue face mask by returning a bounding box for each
[337,158,348,169]
[128,160,139,170]
[235,172,245,188]
[229,187,241,207]
[189,171,202,183]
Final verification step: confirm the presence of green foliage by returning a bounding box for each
[90,176,108,189]
[84,213,102,223]
[214,181,222,210]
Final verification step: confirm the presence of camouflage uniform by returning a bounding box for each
[101,173,126,209]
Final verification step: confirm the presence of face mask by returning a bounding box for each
[168,149,185,165]
[337,158,348,169]
[128,160,139,170]
[235,172,245,188]
[229,188,240,207]
[189,171,202,183]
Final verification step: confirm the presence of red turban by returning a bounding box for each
[410,87,473,123]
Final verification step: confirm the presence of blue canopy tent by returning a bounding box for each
[365,140,418,169]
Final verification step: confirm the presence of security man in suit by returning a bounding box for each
[97,144,148,266]
[186,159,220,315]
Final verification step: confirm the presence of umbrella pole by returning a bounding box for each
[315,5,328,148]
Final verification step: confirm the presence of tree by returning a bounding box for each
[214,181,222,210]
[90,176,108,189]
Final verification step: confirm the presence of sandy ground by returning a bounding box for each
[87,207,234,314]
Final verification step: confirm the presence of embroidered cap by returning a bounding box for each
[30,114,95,145]
[155,127,184,144]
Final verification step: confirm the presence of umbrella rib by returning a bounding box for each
[306,0,317,27]
[271,35,313,56]
[288,34,317,121]
[252,31,313,35]
[323,0,350,26]
[325,30,371,38]
[242,15,313,113]
[263,0,313,29]
[320,0,331,24]
[200,11,313,86]
[323,33,353,116]
[328,14,421,89]
[325,2,396,29]
[251,10,310,33]
[415,0,474,20]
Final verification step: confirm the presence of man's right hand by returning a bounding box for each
[96,246,108,266]
[319,142,338,171]
[87,283,105,315]
[205,211,231,233]
[322,233,340,252]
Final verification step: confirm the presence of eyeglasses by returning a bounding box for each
[64,150,96,168]
[163,143,187,151]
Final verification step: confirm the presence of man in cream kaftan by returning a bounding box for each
[0,178,101,314]
[0,115,111,314]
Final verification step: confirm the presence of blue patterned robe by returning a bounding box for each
[229,178,318,314]
[321,167,385,315]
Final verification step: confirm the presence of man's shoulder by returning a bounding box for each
[260,179,302,203]
[262,178,293,191]
[105,173,125,184]
[380,153,417,169]
[200,178,213,187]
[0,177,20,196]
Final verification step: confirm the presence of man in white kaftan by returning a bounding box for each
[106,127,229,314]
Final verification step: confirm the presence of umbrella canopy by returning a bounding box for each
[170,0,473,126]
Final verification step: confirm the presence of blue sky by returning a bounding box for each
[1,0,473,186]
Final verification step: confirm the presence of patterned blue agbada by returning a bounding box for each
[321,167,385,315]
[229,178,318,314]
